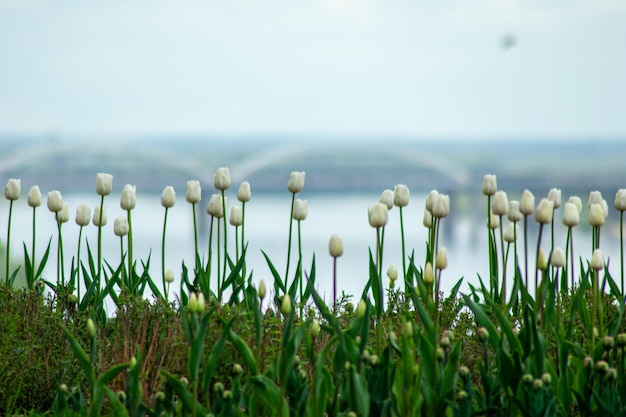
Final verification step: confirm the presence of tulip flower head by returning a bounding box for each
[537,249,548,271]
[436,247,448,270]
[508,200,522,222]
[92,205,107,226]
[186,180,201,204]
[423,207,433,228]
[569,196,583,214]
[432,194,450,218]
[161,186,176,208]
[423,262,434,285]
[591,249,604,271]
[588,191,603,209]
[207,194,225,218]
[329,234,344,257]
[482,174,497,196]
[4,178,20,201]
[27,185,42,207]
[96,173,113,196]
[47,191,64,213]
[237,181,251,203]
[164,269,175,284]
[589,203,606,227]
[548,188,562,209]
[562,202,580,227]
[520,189,535,215]
[492,191,509,216]
[114,216,129,237]
[57,202,70,223]
[615,189,626,211]
[120,184,137,211]
[214,167,231,191]
[393,184,410,208]
[292,199,308,221]
[550,247,565,268]
[387,264,399,281]
[75,204,91,226]
[503,223,519,243]
[425,189,439,213]
[368,203,388,228]
[287,171,306,194]
[488,210,500,229]
[258,279,267,299]
[230,206,243,227]
[535,198,554,224]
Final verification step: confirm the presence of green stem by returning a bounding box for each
[207,216,214,293]
[333,256,338,312]
[5,200,13,285]
[535,223,544,298]
[127,209,133,288]
[120,236,125,292]
[217,220,222,300]
[221,190,228,291]
[285,193,296,292]
[192,203,198,271]
[570,228,575,291]
[298,219,303,317]
[399,206,407,291]
[97,195,104,278]
[77,225,83,301]
[379,226,385,282]
[499,215,506,305]
[31,206,37,290]
[241,201,246,279]
[57,215,65,287]
[487,195,492,287]
[524,214,529,290]
[162,207,169,298]
[235,225,240,263]
[621,210,624,297]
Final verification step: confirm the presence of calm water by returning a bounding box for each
[4,192,624,308]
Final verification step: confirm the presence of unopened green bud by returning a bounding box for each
[604,336,615,350]
[345,302,354,314]
[607,368,618,381]
[345,361,351,371]
[436,347,445,361]
[197,292,206,314]
[423,262,434,285]
[214,382,224,393]
[362,350,370,362]
[60,383,69,392]
[68,294,77,303]
[223,390,232,400]
[442,330,454,343]
[541,373,551,385]
[477,327,489,342]
[458,366,470,381]
[584,357,593,371]
[593,327,599,339]
[617,333,626,347]
[129,356,137,369]
[355,336,361,344]
[522,374,533,385]
[294,355,301,365]
[117,391,126,402]
[370,355,379,366]
[347,412,357,417]
[299,369,307,380]
[533,379,543,390]
[389,331,397,344]
[403,321,413,338]
[154,392,165,402]
[188,293,198,313]
[87,318,96,338]
[458,390,468,400]
[596,360,609,374]
[310,319,321,338]
[258,279,266,299]
[440,336,451,348]
[357,299,367,319]
[281,295,292,316]
[180,376,189,386]
[233,363,243,376]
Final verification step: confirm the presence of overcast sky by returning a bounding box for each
[0,0,625,140]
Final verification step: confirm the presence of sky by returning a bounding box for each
[0,0,625,141]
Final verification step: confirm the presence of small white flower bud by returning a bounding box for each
[4,178,20,200]
[27,185,42,207]
[379,189,394,210]
[114,216,129,237]
[503,223,519,243]
[47,190,64,213]
[96,173,113,196]
[206,194,225,218]
[57,202,70,223]
[537,249,548,271]
[75,204,91,226]
[591,249,604,271]
[120,184,137,211]
[423,207,433,228]
[186,180,201,204]
[164,269,175,284]
[589,203,606,227]
[425,189,439,213]
[436,247,448,270]
[292,199,308,221]
[535,198,554,224]
[492,191,509,216]
[569,196,583,214]
[520,189,535,215]
[368,203,388,228]
[423,262,434,285]
[432,194,450,218]
[548,188,561,209]
[237,181,251,203]
[214,167,231,191]
[508,201,522,222]
[393,184,410,208]
[161,186,176,208]
[482,174,497,196]
[287,171,306,194]
[563,202,580,227]
[615,189,626,211]
[92,205,107,226]
[550,247,565,268]
[488,210,500,229]
[329,234,344,257]
[230,206,243,226]
[387,264,398,281]
[258,279,266,299]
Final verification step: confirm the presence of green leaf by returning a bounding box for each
[103,386,130,417]
[228,328,260,376]
[60,323,95,389]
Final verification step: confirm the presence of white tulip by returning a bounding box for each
[368,203,388,228]
[92,205,107,226]
[329,234,344,257]
[292,199,308,221]
[482,174,497,196]
[161,186,176,208]
[393,184,410,208]
[230,206,243,226]
[186,180,201,204]
[75,204,91,226]
[120,184,137,211]
[4,178,20,201]
[47,190,64,213]
[96,173,113,196]
[214,167,231,191]
[379,189,394,210]
[27,185,42,207]
[237,181,251,203]
[287,171,306,194]
[206,194,225,218]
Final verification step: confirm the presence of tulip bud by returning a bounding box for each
[492,191,509,216]
[588,191,603,209]
[533,379,543,390]
[114,216,129,237]
[214,167,231,191]
[95,173,113,196]
[522,373,533,385]
[130,356,137,370]
[161,186,176,208]
[92,205,107,226]
[237,181,251,203]
[436,247,448,270]
[186,180,201,204]
[537,249,548,271]
[607,368,618,381]
[590,249,604,271]
[425,189,439,213]
[233,363,244,376]
[503,223,519,243]
[615,189,626,211]
[569,196,583,214]
[595,360,609,375]
[432,194,450,218]
[379,189,394,210]
[542,373,552,385]
[423,262,434,285]
[604,336,615,350]
[477,327,489,342]
[356,299,367,319]
[562,202,580,227]
[387,264,398,282]
[329,234,344,257]
[206,194,225,218]
[617,333,626,347]
[230,206,243,227]
[310,319,321,338]
[87,318,96,338]
[520,189,535,215]
[440,336,451,348]
[188,292,198,313]
[27,185,42,207]
[47,190,64,213]
[164,269,175,284]
[508,201,521,222]
[4,178,21,200]
[292,199,308,221]
[535,198,554,224]
[368,203,388,228]
[403,321,413,338]
[482,174,497,196]
[458,366,470,381]
[287,171,306,194]
[120,184,137,211]
[258,279,266,299]
[393,184,410,208]
[589,203,605,227]
[547,188,561,209]
[550,247,565,268]
[281,294,292,316]
[57,202,70,223]
[423,207,433,228]
[213,382,223,393]
[197,292,206,314]
[488,210,500,229]
[75,204,91,227]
